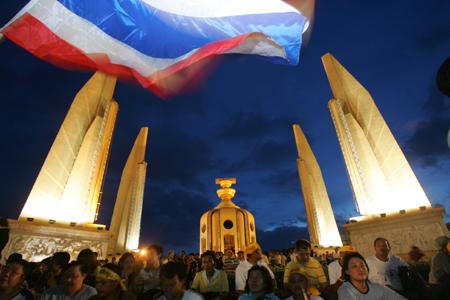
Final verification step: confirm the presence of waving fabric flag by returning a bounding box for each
[1,0,308,96]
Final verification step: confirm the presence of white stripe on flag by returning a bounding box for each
[142,0,299,18]
[29,0,197,76]
[26,0,288,77]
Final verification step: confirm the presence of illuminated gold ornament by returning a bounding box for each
[199,179,257,254]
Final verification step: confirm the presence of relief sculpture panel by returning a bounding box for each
[5,233,106,262]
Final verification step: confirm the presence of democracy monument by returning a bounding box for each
[1,55,447,262]
[2,72,148,262]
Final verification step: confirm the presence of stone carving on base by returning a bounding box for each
[2,219,111,262]
[6,234,105,262]
[344,207,448,257]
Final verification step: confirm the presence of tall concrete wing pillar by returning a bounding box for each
[321,53,448,257]
[322,53,431,215]
[20,72,118,224]
[109,127,148,254]
[293,124,342,247]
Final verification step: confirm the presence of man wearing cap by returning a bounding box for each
[429,235,450,298]
[327,245,356,286]
[283,240,327,291]
[365,237,408,292]
[234,242,275,292]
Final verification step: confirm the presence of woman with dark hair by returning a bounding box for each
[337,252,406,299]
[238,266,279,300]
[118,253,138,291]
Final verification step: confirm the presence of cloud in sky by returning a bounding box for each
[257,226,309,251]
[405,85,450,167]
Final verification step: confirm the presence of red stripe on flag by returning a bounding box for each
[2,13,260,97]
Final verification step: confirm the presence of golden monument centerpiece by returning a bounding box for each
[199,178,257,254]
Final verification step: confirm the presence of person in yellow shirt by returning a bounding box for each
[283,240,327,291]
[191,251,229,295]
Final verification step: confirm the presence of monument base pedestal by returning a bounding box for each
[344,207,449,258]
[2,219,112,262]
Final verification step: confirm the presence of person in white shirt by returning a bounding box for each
[338,252,406,300]
[234,242,275,292]
[365,237,408,292]
[327,245,357,285]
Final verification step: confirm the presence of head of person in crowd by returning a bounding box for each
[178,250,186,261]
[51,251,71,275]
[95,264,126,298]
[373,237,390,261]
[237,251,245,262]
[244,265,273,298]
[288,269,320,299]
[160,262,188,300]
[435,235,450,254]
[338,245,356,265]
[147,244,163,269]
[118,252,136,277]
[167,250,176,262]
[0,259,29,297]
[224,249,234,259]
[342,252,369,285]
[245,242,262,265]
[295,240,311,264]
[185,253,196,266]
[408,246,424,262]
[6,253,23,265]
[63,261,89,296]
[200,251,215,274]
[77,248,98,272]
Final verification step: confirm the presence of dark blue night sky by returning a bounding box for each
[0,0,449,253]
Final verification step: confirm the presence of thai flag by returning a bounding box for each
[1,0,308,96]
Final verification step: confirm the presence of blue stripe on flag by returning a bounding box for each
[57,0,305,64]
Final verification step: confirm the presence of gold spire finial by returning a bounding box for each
[215,178,236,201]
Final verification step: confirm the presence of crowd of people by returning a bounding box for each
[0,235,449,300]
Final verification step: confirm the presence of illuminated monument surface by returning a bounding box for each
[199,179,257,254]
[109,127,148,255]
[293,124,342,247]
[21,72,118,224]
[3,72,148,261]
[323,53,448,256]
